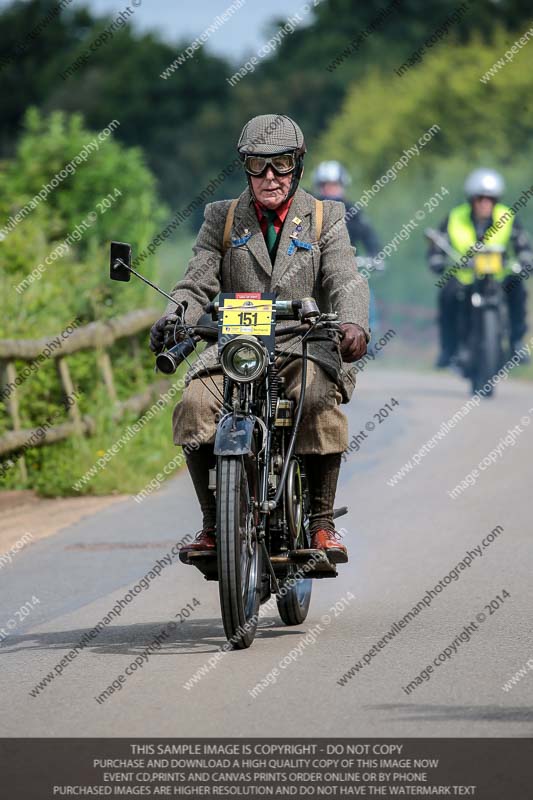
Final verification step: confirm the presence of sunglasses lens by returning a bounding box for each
[245,157,267,175]
[271,154,295,173]
[244,154,296,175]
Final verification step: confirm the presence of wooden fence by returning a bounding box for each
[0,309,167,479]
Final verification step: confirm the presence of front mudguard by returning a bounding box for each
[214,413,256,456]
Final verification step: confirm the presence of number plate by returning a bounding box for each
[473,253,503,275]
[221,296,273,336]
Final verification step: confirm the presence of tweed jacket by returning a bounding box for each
[165,186,369,401]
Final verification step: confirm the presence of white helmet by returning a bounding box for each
[464,168,505,200]
[313,160,351,188]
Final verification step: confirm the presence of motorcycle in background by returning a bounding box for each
[426,228,521,396]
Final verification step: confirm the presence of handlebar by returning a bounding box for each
[156,298,341,374]
[205,299,303,321]
[155,338,197,374]
[274,319,344,339]
[425,227,507,266]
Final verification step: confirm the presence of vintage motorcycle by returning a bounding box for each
[110,242,348,649]
[427,229,518,396]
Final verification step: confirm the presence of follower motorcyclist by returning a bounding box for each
[150,115,370,561]
[313,161,382,259]
[313,161,383,336]
[428,168,531,367]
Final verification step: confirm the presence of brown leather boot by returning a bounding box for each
[181,527,216,554]
[310,529,348,563]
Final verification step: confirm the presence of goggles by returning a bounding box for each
[243,153,296,176]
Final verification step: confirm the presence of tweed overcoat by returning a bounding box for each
[164,186,370,401]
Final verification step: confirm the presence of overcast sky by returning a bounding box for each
[1,0,311,63]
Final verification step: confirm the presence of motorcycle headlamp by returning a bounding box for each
[220,336,268,383]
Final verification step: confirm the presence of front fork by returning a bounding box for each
[456,277,504,377]
[213,344,310,596]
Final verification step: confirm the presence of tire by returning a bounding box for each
[217,456,261,649]
[471,308,501,396]
[277,572,312,626]
[277,459,312,626]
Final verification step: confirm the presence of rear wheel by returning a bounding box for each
[217,456,261,649]
[277,459,312,626]
[277,569,312,626]
[471,308,501,395]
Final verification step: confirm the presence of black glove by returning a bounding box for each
[339,323,368,362]
[149,302,187,354]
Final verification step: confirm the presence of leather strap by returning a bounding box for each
[223,197,324,249]
[222,198,239,253]
[315,198,324,241]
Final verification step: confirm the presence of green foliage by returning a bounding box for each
[0,0,238,210]
[1,0,530,216]
[12,108,162,250]
[0,110,177,496]
[0,108,168,335]
[2,3,533,496]
[29,376,183,498]
[312,31,533,311]
[315,30,533,181]
[0,328,189,496]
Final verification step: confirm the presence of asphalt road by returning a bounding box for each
[1,367,532,737]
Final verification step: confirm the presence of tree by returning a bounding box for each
[0,108,167,334]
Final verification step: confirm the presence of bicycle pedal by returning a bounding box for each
[182,550,218,581]
[187,550,216,559]
[180,549,216,565]
[290,548,339,572]
[325,548,348,565]
[333,506,348,519]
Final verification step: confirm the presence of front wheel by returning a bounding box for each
[217,456,261,649]
[471,308,501,395]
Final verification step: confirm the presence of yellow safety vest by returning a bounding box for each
[447,203,513,284]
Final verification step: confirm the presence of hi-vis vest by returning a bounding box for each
[447,202,513,284]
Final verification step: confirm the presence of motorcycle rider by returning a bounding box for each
[150,115,369,561]
[428,168,532,367]
[314,161,383,338]
[313,161,382,259]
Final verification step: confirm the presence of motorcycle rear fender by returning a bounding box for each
[214,413,256,456]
